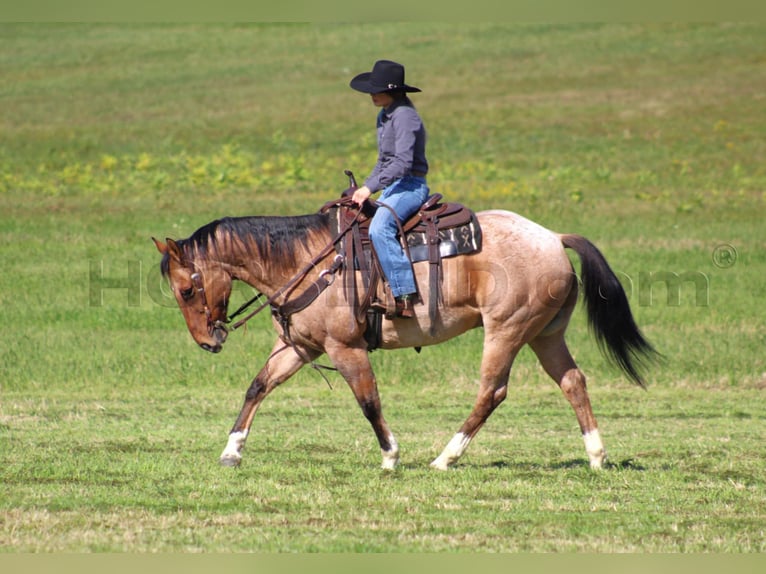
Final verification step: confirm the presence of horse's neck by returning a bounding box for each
[222,239,323,298]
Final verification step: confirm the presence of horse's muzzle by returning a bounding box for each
[201,342,222,353]
[201,323,228,353]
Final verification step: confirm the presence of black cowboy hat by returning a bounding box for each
[349,60,421,94]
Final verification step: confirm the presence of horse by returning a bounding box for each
[153,205,656,471]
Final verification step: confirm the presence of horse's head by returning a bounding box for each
[153,237,231,353]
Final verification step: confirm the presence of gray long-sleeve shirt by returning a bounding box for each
[364,98,428,192]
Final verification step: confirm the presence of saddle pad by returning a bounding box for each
[405,217,482,262]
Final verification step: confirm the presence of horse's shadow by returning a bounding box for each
[491,457,647,471]
[389,457,646,474]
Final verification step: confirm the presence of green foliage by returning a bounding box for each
[1,22,765,552]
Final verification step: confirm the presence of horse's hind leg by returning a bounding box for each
[529,333,607,469]
[430,337,516,470]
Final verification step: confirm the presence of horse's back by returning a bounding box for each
[477,209,560,246]
[472,209,570,273]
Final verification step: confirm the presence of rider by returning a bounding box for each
[349,59,429,319]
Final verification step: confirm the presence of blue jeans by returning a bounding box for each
[369,176,429,298]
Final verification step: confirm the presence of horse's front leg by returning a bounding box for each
[219,339,318,467]
[325,341,400,470]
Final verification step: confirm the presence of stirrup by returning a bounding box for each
[391,295,415,319]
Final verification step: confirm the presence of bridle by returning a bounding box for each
[190,271,230,338]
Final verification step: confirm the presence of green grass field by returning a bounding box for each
[1,23,765,552]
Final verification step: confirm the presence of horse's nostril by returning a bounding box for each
[200,343,222,354]
[214,327,228,345]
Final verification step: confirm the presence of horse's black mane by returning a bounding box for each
[160,213,331,276]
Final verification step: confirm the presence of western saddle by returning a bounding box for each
[320,171,482,349]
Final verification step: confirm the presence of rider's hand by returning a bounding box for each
[352,185,372,206]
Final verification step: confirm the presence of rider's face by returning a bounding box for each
[371,92,394,108]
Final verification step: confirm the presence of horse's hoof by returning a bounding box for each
[584,430,606,470]
[429,459,450,471]
[219,453,242,467]
[381,458,399,471]
[381,451,400,471]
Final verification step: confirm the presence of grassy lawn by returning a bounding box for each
[1,23,764,552]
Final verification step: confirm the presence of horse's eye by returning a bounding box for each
[180,286,194,301]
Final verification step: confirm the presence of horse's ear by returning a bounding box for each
[165,238,184,264]
[152,237,168,255]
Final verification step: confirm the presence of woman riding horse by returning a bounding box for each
[349,60,429,319]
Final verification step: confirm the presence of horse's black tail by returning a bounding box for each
[561,234,658,387]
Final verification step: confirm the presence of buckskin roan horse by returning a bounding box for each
[153,196,656,471]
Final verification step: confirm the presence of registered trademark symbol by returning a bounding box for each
[712,244,737,269]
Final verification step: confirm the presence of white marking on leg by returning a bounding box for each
[219,430,248,466]
[381,434,400,470]
[583,429,606,469]
[430,432,471,470]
